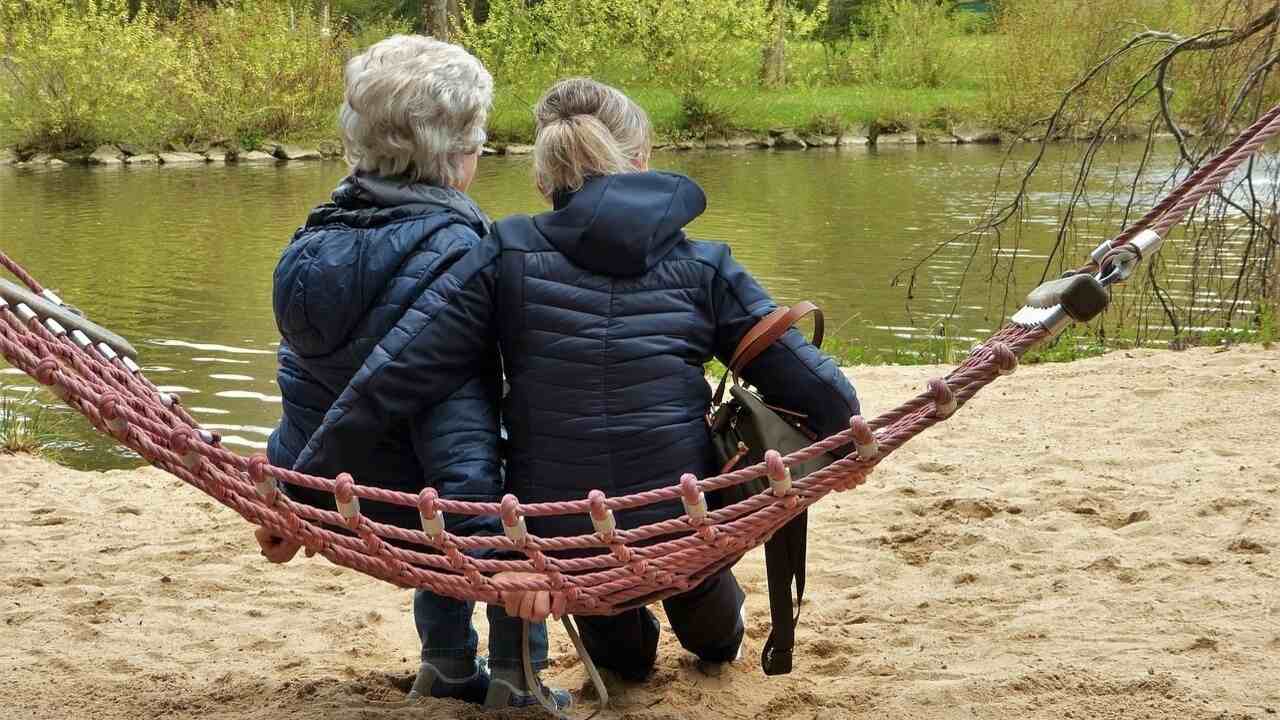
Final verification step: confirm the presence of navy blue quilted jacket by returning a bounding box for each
[295,171,859,539]
[267,174,503,539]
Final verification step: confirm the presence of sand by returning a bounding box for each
[1,344,1278,720]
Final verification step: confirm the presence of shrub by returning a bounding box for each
[0,0,193,150]
[861,0,967,89]
[799,110,848,135]
[459,0,774,91]
[983,0,1227,129]
[0,0,352,151]
[679,92,735,137]
[171,0,347,145]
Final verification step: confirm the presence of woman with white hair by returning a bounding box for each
[258,35,567,710]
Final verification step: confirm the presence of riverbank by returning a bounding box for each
[2,343,1277,719]
[0,122,1185,170]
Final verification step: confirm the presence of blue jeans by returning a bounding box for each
[414,590,548,672]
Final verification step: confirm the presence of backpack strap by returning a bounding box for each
[730,301,824,376]
[761,510,807,675]
[712,301,824,406]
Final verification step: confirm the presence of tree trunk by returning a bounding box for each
[320,0,331,36]
[447,0,462,35]
[761,0,787,88]
[423,0,450,40]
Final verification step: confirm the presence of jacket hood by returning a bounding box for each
[274,174,487,358]
[536,171,707,276]
[314,172,491,229]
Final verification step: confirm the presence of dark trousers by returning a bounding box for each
[574,568,745,682]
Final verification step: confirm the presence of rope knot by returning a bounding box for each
[989,342,1018,375]
[418,487,444,540]
[500,494,528,547]
[680,474,708,526]
[765,450,792,499]
[588,489,616,540]
[247,453,276,502]
[169,428,202,470]
[928,378,957,419]
[334,473,361,530]
[34,357,68,400]
[849,415,879,461]
[98,392,127,435]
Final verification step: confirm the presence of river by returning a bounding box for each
[0,142,1237,468]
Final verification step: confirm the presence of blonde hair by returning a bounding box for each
[532,78,652,196]
[339,35,492,187]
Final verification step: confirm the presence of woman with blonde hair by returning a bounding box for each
[295,77,859,684]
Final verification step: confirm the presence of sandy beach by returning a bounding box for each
[2,344,1278,719]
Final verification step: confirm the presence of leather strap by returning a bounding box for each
[712,301,824,405]
[729,301,823,375]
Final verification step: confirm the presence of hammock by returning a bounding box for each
[1,104,1276,631]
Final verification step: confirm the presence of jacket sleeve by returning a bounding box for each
[293,239,502,482]
[709,246,860,441]
[409,373,505,544]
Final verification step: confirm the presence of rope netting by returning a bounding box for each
[2,102,1278,616]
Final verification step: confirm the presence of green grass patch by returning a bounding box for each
[0,389,66,458]
[1169,302,1278,351]
[490,82,984,144]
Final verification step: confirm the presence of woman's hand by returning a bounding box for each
[495,571,554,622]
[254,527,306,564]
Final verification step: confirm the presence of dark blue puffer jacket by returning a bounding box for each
[267,174,503,539]
[294,171,859,541]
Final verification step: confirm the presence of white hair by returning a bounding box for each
[339,35,492,187]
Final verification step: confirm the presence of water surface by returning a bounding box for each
[0,143,1230,468]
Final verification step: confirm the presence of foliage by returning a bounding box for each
[1021,329,1109,365]
[981,0,1220,128]
[0,0,192,149]
[861,0,970,88]
[0,389,64,457]
[170,0,347,146]
[1171,301,1278,350]
[0,0,353,151]
[345,12,413,51]
[799,110,850,136]
[679,93,736,137]
[459,0,779,91]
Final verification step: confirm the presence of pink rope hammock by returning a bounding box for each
[2,103,1278,619]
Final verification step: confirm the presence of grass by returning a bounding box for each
[1022,329,1109,365]
[0,388,65,458]
[1171,304,1278,351]
[482,35,992,144]
[489,83,985,144]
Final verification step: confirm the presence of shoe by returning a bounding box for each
[694,646,743,678]
[693,606,746,677]
[484,675,573,713]
[407,656,491,705]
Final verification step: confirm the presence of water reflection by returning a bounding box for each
[0,143,1254,468]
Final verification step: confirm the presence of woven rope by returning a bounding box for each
[2,105,1274,615]
[0,296,1043,613]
